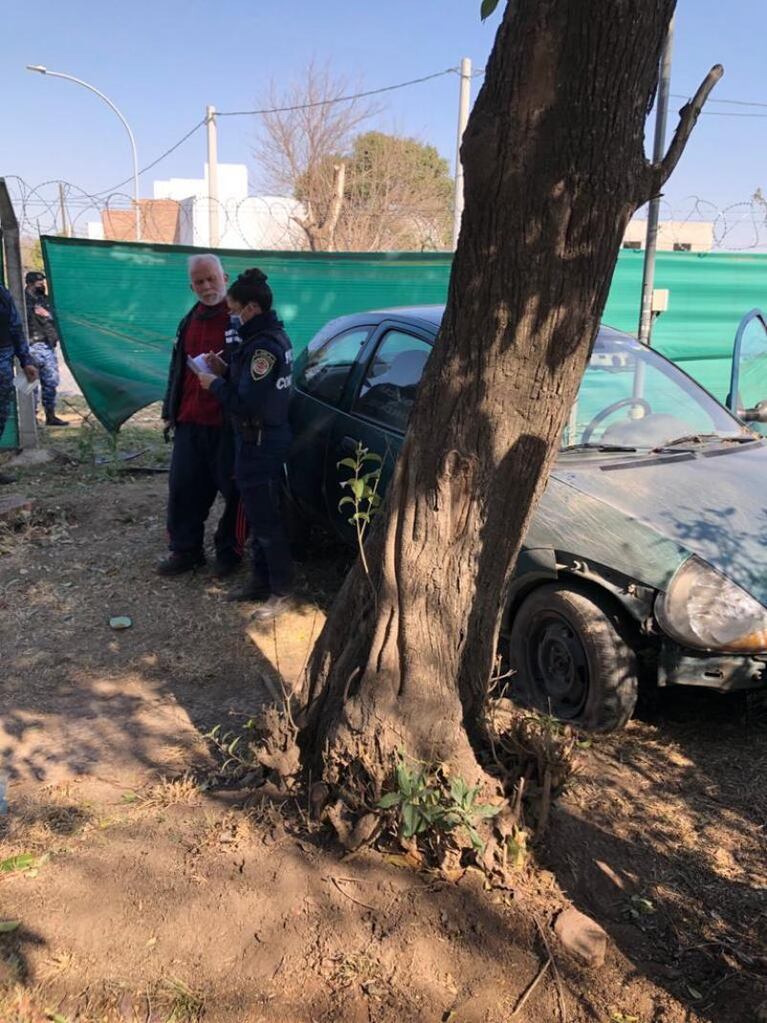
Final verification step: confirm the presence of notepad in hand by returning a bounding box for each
[186,354,211,375]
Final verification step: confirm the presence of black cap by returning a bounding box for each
[25,271,46,285]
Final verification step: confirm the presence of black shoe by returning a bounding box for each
[250,594,292,622]
[45,412,69,427]
[0,472,16,485]
[156,551,205,577]
[226,578,270,603]
[213,554,242,580]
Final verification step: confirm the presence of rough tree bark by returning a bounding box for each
[297,0,721,790]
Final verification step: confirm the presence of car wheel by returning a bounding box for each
[508,583,638,732]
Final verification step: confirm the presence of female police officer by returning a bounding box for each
[199,268,293,621]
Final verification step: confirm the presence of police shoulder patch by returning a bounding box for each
[250,349,276,381]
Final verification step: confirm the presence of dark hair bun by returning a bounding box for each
[242,267,268,283]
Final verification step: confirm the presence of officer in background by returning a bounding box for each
[24,272,67,427]
[199,267,293,621]
[0,284,39,484]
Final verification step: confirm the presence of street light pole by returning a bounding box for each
[26,64,141,241]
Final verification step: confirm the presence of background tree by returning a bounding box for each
[20,235,43,272]
[256,62,374,251]
[286,0,720,799]
[307,131,453,251]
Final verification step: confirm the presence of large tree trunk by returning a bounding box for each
[298,0,718,790]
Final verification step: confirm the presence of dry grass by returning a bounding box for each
[0,975,206,1023]
[0,784,92,855]
[139,772,203,809]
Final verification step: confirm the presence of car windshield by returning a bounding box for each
[561,330,747,451]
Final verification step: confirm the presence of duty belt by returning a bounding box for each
[233,415,262,445]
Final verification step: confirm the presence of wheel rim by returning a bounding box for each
[526,611,589,719]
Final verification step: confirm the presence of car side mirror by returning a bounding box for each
[741,399,767,423]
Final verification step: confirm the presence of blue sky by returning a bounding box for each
[5,0,766,231]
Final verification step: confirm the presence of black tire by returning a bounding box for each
[508,583,638,732]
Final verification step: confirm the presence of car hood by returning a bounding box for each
[549,441,767,604]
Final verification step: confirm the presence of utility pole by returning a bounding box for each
[638,16,675,345]
[452,58,472,250]
[58,182,70,237]
[206,105,220,249]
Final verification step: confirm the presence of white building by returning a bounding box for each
[86,162,307,249]
[622,219,714,252]
[154,163,306,250]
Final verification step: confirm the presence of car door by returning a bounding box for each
[324,321,435,542]
[727,308,767,436]
[288,322,375,521]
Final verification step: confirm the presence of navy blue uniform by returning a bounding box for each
[0,286,32,443]
[210,310,293,596]
[25,289,60,415]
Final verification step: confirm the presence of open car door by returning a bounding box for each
[727,309,767,436]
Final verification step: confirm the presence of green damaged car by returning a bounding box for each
[287,306,767,731]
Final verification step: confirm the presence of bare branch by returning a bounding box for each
[643,64,723,199]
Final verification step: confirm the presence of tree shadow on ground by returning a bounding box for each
[2,470,766,1021]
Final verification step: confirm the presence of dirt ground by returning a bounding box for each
[0,406,765,1023]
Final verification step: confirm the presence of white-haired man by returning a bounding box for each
[157,254,246,576]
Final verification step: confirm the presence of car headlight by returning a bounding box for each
[655,555,767,653]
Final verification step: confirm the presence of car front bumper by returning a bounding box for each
[659,643,767,692]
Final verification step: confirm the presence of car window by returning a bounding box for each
[297,326,371,405]
[563,332,743,449]
[353,330,431,432]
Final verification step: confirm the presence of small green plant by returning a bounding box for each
[75,418,99,464]
[204,724,259,778]
[337,442,382,581]
[378,758,500,852]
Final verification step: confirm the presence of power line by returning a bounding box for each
[699,110,767,119]
[671,91,767,110]
[217,67,459,117]
[87,68,461,194]
[470,69,767,113]
[93,118,206,196]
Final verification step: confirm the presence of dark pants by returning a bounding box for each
[0,349,13,443]
[236,435,293,596]
[167,421,246,559]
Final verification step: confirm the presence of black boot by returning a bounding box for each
[156,550,206,577]
[45,409,69,427]
[0,472,17,485]
[213,553,242,579]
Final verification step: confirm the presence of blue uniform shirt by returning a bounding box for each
[0,286,32,367]
[210,310,292,428]
[210,309,293,484]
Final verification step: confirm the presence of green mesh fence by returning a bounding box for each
[41,236,767,433]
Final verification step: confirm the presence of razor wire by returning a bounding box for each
[6,175,767,254]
